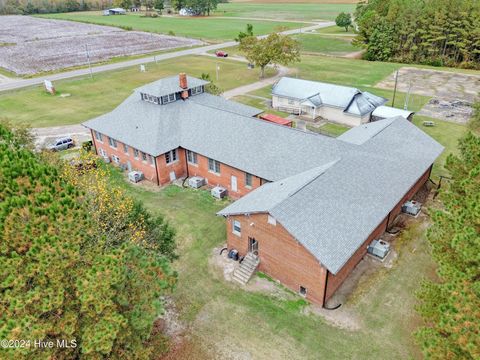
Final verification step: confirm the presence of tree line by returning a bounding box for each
[354,0,480,69]
[0,121,177,358]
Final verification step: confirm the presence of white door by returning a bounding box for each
[169,171,176,181]
[231,175,237,192]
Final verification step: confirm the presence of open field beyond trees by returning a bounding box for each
[215,2,356,20]
[36,12,305,42]
[0,16,202,75]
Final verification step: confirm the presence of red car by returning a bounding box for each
[215,51,228,57]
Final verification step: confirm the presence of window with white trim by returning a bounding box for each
[299,286,307,297]
[133,149,139,159]
[165,149,178,164]
[108,137,117,148]
[245,173,253,188]
[141,152,147,162]
[123,144,129,154]
[112,155,120,164]
[99,148,107,157]
[94,131,103,142]
[162,93,176,104]
[191,86,203,95]
[208,158,221,174]
[232,220,241,236]
[187,150,198,165]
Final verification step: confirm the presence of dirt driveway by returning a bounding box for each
[376,67,480,123]
[32,124,90,150]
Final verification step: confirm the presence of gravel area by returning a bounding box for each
[0,16,203,75]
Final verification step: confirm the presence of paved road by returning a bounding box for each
[0,22,333,93]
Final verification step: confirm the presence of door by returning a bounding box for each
[127,161,132,172]
[231,175,238,192]
[169,171,176,181]
[248,237,258,255]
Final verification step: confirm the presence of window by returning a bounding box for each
[187,150,198,165]
[123,144,129,154]
[268,215,277,226]
[149,155,155,165]
[299,286,307,297]
[233,220,241,236]
[112,155,120,164]
[133,149,139,159]
[99,148,107,157]
[208,158,221,174]
[94,131,103,142]
[169,93,175,102]
[142,93,159,104]
[141,152,147,162]
[245,173,253,188]
[165,149,178,164]
[191,86,203,95]
[162,93,176,104]
[108,137,117,148]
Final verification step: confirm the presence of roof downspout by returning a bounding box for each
[322,271,342,310]
[90,129,98,155]
[154,155,160,186]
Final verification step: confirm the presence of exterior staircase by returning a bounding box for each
[232,253,260,285]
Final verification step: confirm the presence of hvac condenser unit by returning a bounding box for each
[402,200,421,216]
[367,239,390,259]
[188,176,205,189]
[128,171,144,183]
[211,186,227,199]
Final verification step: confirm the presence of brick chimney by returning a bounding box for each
[179,72,188,89]
[179,72,189,100]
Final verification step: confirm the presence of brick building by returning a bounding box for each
[84,74,443,306]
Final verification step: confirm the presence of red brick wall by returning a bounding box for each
[156,149,187,185]
[226,213,328,305]
[92,135,158,181]
[186,152,262,199]
[324,165,432,301]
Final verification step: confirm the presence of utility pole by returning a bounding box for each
[392,70,399,107]
[85,44,93,79]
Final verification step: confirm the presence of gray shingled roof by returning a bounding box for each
[218,118,444,274]
[272,77,387,116]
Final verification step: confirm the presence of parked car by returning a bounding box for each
[47,137,75,151]
[215,51,228,58]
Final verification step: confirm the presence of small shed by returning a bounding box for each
[103,8,127,15]
[371,106,414,122]
[259,114,293,127]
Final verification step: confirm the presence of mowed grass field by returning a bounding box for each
[293,33,359,55]
[36,12,305,42]
[214,2,357,21]
[0,56,274,127]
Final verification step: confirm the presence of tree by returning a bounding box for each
[235,23,253,42]
[184,0,218,15]
[239,32,300,78]
[0,123,177,359]
[415,130,480,359]
[153,0,163,11]
[335,12,352,32]
[470,100,480,131]
[200,72,223,95]
[171,0,184,11]
[114,0,132,9]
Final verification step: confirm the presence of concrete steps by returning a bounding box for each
[232,253,259,285]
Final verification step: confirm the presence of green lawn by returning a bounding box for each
[101,164,435,359]
[214,2,356,21]
[231,95,290,117]
[307,122,351,137]
[36,12,304,42]
[315,25,356,35]
[0,56,271,128]
[293,33,359,55]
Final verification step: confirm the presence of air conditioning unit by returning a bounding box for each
[402,200,421,216]
[102,155,110,163]
[128,171,144,183]
[211,186,227,199]
[188,176,205,189]
[367,239,390,259]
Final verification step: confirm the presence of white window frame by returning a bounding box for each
[112,155,120,164]
[108,137,117,149]
[99,148,107,157]
[208,158,221,174]
[94,131,103,142]
[245,173,253,188]
[169,93,176,102]
[165,149,178,165]
[232,220,241,236]
[123,144,129,154]
[187,150,198,165]
[141,152,147,162]
[133,148,139,159]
